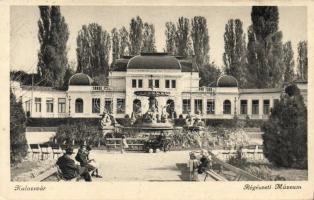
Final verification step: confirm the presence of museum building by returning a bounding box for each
[11,52,308,120]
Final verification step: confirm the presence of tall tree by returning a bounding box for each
[199,63,222,87]
[111,28,120,64]
[246,6,284,88]
[297,40,308,81]
[222,19,247,87]
[10,90,28,164]
[165,22,177,55]
[262,84,307,169]
[129,16,143,55]
[37,6,69,88]
[141,23,156,52]
[76,23,111,79]
[191,16,210,67]
[175,17,192,57]
[119,26,129,57]
[282,41,295,83]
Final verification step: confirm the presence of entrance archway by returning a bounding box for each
[166,99,175,118]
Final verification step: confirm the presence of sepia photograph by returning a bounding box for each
[2,1,313,199]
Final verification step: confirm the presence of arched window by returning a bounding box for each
[223,100,231,114]
[75,98,84,113]
[133,99,142,113]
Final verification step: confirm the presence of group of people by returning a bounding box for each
[56,144,102,182]
[189,149,213,181]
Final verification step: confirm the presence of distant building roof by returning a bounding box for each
[239,88,282,94]
[69,73,93,86]
[128,53,181,70]
[217,75,238,87]
[111,53,198,72]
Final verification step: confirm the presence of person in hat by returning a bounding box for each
[56,146,92,181]
[75,144,102,178]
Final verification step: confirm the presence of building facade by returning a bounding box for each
[11,53,308,120]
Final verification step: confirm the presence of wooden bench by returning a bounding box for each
[105,138,147,151]
[29,144,41,160]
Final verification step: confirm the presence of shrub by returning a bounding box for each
[227,150,249,169]
[10,90,28,165]
[262,84,307,169]
[245,165,273,181]
[54,123,104,147]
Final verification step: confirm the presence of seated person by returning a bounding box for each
[56,146,91,181]
[75,145,102,178]
[197,149,212,174]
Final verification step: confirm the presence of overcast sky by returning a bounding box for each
[10,6,307,73]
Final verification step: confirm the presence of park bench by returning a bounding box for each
[105,138,146,151]
[39,144,50,160]
[29,144,41,160]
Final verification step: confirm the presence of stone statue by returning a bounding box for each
[100,111,113,129]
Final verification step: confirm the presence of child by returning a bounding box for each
[188,152,199,181]
[121,134,129,154]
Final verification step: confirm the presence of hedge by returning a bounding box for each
[27,117,265,128]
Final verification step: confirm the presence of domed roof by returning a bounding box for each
[217,75,238,87]
[127,53,181,70]
[69,73,93,86]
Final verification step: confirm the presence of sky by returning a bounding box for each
[10,6,307,73]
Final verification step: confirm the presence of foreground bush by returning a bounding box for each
[10,90,28,165]
[245,165,273,181]
[262,84,307,169]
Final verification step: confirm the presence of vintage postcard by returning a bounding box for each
[0,0,313,199]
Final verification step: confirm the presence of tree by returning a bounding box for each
[282,41,295,83]
[37,6,69,88]
[119,26,129,57]
[76,23,111,80]
[129,16,143,55]
[199,63,222,87]
[262,84,307,169]
[246,6,284,88]
[165,22,177,55]
[111,28,120,64]
[10,90,28,165]
[141,23,156,52]
[175,17,193,57]
[297,41,308,81]
[223,19,247,87]
[191,16,210,67]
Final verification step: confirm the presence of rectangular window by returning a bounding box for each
[58,98,66,113]
[182,99,191,114]
[263,100,270,115]
[252,100,259,115]
[25,100,31,112]
[138,79,143,88]
[46,98,54,113]
[171,80,176,88]
[104,98,113,113]
[194,99,203,114]
[240,100,247,115]
[207,99,215,114]
[117,98,125,114]
[149,80,153,88]
[132,79,137,88]
[92,98,101,113]
[154,80,159,88]
[35,98,41,112]
[165,80,170,88]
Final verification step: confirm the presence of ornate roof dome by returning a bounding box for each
[217,75,238,87]
[127,53,181,70]
[69,73,93,86]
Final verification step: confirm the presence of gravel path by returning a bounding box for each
[88,150,214,182]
